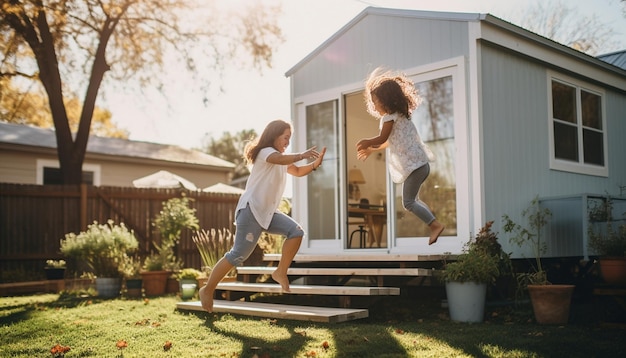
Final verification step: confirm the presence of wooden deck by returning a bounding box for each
[176,300,368,323]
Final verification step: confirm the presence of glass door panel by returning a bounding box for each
[394,75,457,238]
[305,100,339,240]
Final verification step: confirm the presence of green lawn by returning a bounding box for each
[0,290,625,357]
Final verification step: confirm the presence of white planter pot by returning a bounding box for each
[445,281,487,323]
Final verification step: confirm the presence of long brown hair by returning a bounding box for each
[364,67,420,119]
[244,120,291,164]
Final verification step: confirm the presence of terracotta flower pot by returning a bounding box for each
[140,271,169,296]
[527,284,574,325]
[598,257,626,286]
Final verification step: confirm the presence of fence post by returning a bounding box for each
[80,184,87,229]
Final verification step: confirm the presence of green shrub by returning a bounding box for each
[60,220,138,278]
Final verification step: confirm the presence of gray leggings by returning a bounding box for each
[402,163,436,225]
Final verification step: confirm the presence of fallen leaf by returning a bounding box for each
[395,328,405,334]
[322,341,329,350]
[116,340,128,349]
[50,344,71,356]
[294,330,307,337]
[305,351,317,357]
[164,340,172,351]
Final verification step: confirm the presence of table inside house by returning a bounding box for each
[348,204,386,248]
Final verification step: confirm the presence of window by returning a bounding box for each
[548,73,607,176]
[36,159,101,185]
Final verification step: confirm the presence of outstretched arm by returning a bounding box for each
[356,121,393,161]
[267,146,320,166]
[287,147,327,177]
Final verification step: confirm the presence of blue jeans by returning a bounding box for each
[224,205,304,266]
[402,163,436,225]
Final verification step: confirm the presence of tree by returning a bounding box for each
[203,129,256,180]
[1,77,128,138]
[512,1,620,56]
[0,0,283,184]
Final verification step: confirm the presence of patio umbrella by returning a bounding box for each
[203,182,244,194]
[132,170,197,190]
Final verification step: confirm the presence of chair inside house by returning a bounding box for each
[348,198,370,248]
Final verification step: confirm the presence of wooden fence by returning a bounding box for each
[0,183,239,282]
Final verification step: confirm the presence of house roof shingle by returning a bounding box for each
[0,122,235,169]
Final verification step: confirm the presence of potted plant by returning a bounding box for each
[177,268,202,300]
[140,196,200,296]
[192,228,236,280]
[140,252,170,296]
[60,220,139,298]
[502,196,575,325]
[153,195,200,272]
[588,196,626,285]
[441,221,507,323]
[120,255,143,298]
[44,259,66,280]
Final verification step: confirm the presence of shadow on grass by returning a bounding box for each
[205,286,626,357]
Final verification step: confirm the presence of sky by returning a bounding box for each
[101,0,626,150]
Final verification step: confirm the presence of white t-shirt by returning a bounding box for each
[235,147,286,229]
[381,112,434,183]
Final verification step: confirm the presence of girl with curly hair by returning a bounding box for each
[356,67,444,245]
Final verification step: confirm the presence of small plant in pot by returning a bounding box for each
[177,268,202,300]
[120,255,143,298]
[441,221,507,323]
[588,196,626,285]
[44,259,66,280]
[60,220,139,298]
[502,196,574,325]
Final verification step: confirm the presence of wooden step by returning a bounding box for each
[236,266,431,277]
[216,281,400,296]
[176,300,368,323]
[263,253,452,262]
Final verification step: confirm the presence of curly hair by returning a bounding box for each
[243,119,292,164]
[364,67,421,119]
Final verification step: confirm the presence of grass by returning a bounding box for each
[1,289,625,358]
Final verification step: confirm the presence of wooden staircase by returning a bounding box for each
[176,253,447,323]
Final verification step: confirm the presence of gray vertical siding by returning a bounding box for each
[291,14,471,98]
[480,43,626,258]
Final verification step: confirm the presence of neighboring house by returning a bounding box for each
[0,122,235,188]
[285,7,626,259]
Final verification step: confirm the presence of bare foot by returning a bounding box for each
[198,285,214,313]
[429,222,445,245]
[271,271,291,292]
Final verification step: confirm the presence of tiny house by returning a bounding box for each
[285,7,626,259]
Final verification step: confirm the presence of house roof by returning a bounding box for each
[0,121,235,169]
[285,6,626,81]
[598,50,626,71]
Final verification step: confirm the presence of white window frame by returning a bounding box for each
[36,159,102,186]
[547,71,608,177]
